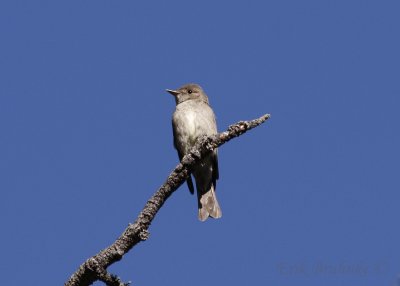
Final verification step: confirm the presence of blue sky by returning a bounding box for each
[1,1,399,285]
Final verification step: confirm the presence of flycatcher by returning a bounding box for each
[167,83,222,221]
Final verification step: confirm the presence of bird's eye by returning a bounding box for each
[188,89,192,94]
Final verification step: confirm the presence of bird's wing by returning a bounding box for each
[172,119,195,195]
[210,108,219,188]
[186,176,195,195]
[212,149,219,188]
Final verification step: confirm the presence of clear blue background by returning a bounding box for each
[1,1,399,285]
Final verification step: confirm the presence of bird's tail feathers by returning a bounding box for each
[198,185,222,221]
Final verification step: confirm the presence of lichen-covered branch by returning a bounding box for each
[65,114,271,286]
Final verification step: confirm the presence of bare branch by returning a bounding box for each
[65,114,271,286]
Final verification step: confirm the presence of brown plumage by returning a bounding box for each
[167,83,221,221]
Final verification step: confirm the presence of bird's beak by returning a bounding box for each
[166,89,180,96]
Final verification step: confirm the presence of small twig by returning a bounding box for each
[65,114,270,286]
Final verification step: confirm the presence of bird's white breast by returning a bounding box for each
[173,100,216,155]
[184,110,197,140]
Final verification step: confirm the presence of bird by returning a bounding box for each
[166,83,222,221]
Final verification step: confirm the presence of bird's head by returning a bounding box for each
[166,83,209,105]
